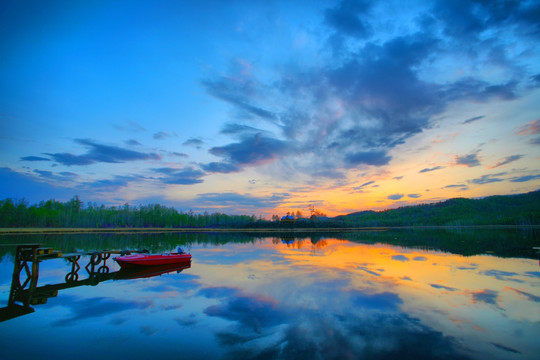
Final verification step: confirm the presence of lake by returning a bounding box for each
[0,229,539,360]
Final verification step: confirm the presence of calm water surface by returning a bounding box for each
[0,230,539,360]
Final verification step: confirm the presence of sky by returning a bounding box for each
[1,0,539,217]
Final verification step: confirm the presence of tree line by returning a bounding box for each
[0,190,538,228]
[0,196,257,228]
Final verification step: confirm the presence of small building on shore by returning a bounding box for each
[280,215,295,224]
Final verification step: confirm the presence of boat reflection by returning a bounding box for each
[115,261,191,280]
[0,244,191,323]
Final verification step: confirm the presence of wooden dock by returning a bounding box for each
[0,244,147,322]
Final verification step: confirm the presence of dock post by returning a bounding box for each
[8,244,40,308]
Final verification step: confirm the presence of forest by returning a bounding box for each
[0,196,257,228]
[336,189,540,227]
[0,189,538,228]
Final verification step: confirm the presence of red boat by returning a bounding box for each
[114,252,192,267]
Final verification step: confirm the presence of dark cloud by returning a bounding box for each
[200,282,471,360]
[357,266,381,276]
[140,326,158,336]
[430,284,458,291]
[153,131,173,140]
[479,82,518,101]
[408,194,422,198]
[200,162,240,174]
[468,172,506,185]
[344,150,391,167]
[388,193,404,200]
[490,154,523,168]
[45,152,95,166]
[204,285,470,359]
[435,78,473,100]
[204,293,285,333]
[0,167,74,203]
[175,315,198,327]
[45,139,161,166]
[441,78,518,104]
[470,289,499,305]
[169,152,188,158]
[433,0,491,40]
[34,170,78,182]
[506,287,540,303]
[419,166,445,173]
[392,255,410,262]
[324,0,373,39]
[202,33,446,177]
[359,180,375,187]
[353,180,375,191]
[327,34,442,148]
[483,270,523,283]
[457,266,477,270]
[509,174,540,182]
[198,0,540,180]
[215,331,261,347]
[349,290,403,311]
[525,271,540,278]
[202,77,277,121]
[490,343,521,354]
[20,156,51,162]
[153,167,205,185]
[463,115,485,124]
[455,152,481,167]
[207,133,290,171]
[443,184,468,190]
[221,123,268,135]
[219,308,472,360]
[182,138,204,148]
[15,168,141,200]
[125,139,142,146]
[433,0,540,42]
[52,296,152,327]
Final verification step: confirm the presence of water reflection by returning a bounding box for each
[0,244,191,323]
[190,236,539,360]
[0,231,538,360]
[1,228,537,259]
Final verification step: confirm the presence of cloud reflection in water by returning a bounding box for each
[187,237,539,359]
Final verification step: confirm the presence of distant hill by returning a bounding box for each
[335,190,540,227]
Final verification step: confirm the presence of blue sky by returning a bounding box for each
[1,0,539,217]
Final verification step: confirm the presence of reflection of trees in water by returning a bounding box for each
[274,236,331,251]
[346,228,540,258]
[0,232,260,258]
[273,228,539,258]
[0,228,538,259]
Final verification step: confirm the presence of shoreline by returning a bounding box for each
[0,225,538,235]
